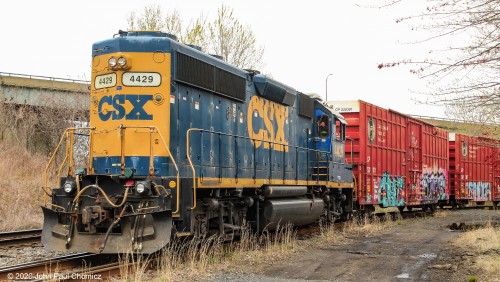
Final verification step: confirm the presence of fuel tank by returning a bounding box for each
[260,197,324,231]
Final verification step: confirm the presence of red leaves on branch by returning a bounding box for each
[377,62,404,69]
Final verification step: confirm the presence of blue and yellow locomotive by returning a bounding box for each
[41,31,353,254]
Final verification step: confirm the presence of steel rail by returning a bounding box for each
[0,229,42,248]
[0,253,96,281]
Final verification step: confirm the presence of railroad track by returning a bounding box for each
[0,252,121,281]
[0,229,42,248]
[0,228,160,281]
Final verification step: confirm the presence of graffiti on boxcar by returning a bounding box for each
[466,182,491,201]
[420,168,447,202]
[376,124,388,144]
[410,131,418,147]
[376,172,405,207]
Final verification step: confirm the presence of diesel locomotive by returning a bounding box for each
[41,31,354,254]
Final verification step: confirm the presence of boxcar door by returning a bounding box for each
[407,120,422,205]
[494,148,500,204]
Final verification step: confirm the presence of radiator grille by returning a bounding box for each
[176,52,245,101]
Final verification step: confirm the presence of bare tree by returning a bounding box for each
[182,14,210,51]
[127,5,165,31]
[377,0,500,125]
[207,4,264,69]
[164,8,183,36]
[127,4,265,70]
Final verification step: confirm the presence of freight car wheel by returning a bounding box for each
[364,205,375,217]
[407,206,412,212]
[397,206,404,213]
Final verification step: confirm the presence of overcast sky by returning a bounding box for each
[0,0,447,117]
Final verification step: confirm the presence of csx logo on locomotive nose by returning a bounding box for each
[98,94,153,121]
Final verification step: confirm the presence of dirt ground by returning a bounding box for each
[209,209,500,282]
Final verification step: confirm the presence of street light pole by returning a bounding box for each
[325,73,333,101]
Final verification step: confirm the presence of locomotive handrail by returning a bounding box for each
[43,126,181,215]
[186,128,334,211]
[43,127,94,206]
[186,128,200,210]
[118,125,181,215]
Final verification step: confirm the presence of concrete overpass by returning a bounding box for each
[0,72,90,109]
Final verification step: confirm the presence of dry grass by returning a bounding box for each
[0,142,46,231]
[0,99,87,231]
[306,214,401,251]
[115,213,403,281]
[342,213,400,237]
[433,209,450,218]
[115,224,298,281]
[452,222,500,281]
[454,222,500,253]
[226,223,298,270]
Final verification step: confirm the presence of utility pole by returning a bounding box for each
[325,73,333,101]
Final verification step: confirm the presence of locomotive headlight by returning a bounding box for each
[135,181,150,195]
[108,57,117,67]
[117,56,127,67]
[63,180,76,194]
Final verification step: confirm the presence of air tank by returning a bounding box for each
[262,186,307,198]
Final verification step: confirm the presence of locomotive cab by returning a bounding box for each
[311,105,351,183]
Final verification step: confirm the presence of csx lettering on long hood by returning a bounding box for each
[98,94,153,121]
[247,96,289,152]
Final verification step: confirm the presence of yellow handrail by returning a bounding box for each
[149,128,154,176]
[152,126,180,214]
[87,128,95,174]
[186,128,200,211]
[43,127,94,205]
[119,125,125,175]
[44,125,179,215]
[119,126,180,214]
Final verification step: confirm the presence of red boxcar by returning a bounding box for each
[330,100,449,212]
[449,133,500,207]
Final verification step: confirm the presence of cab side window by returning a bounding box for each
[318,115,329,138]
[335,119,346,141]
